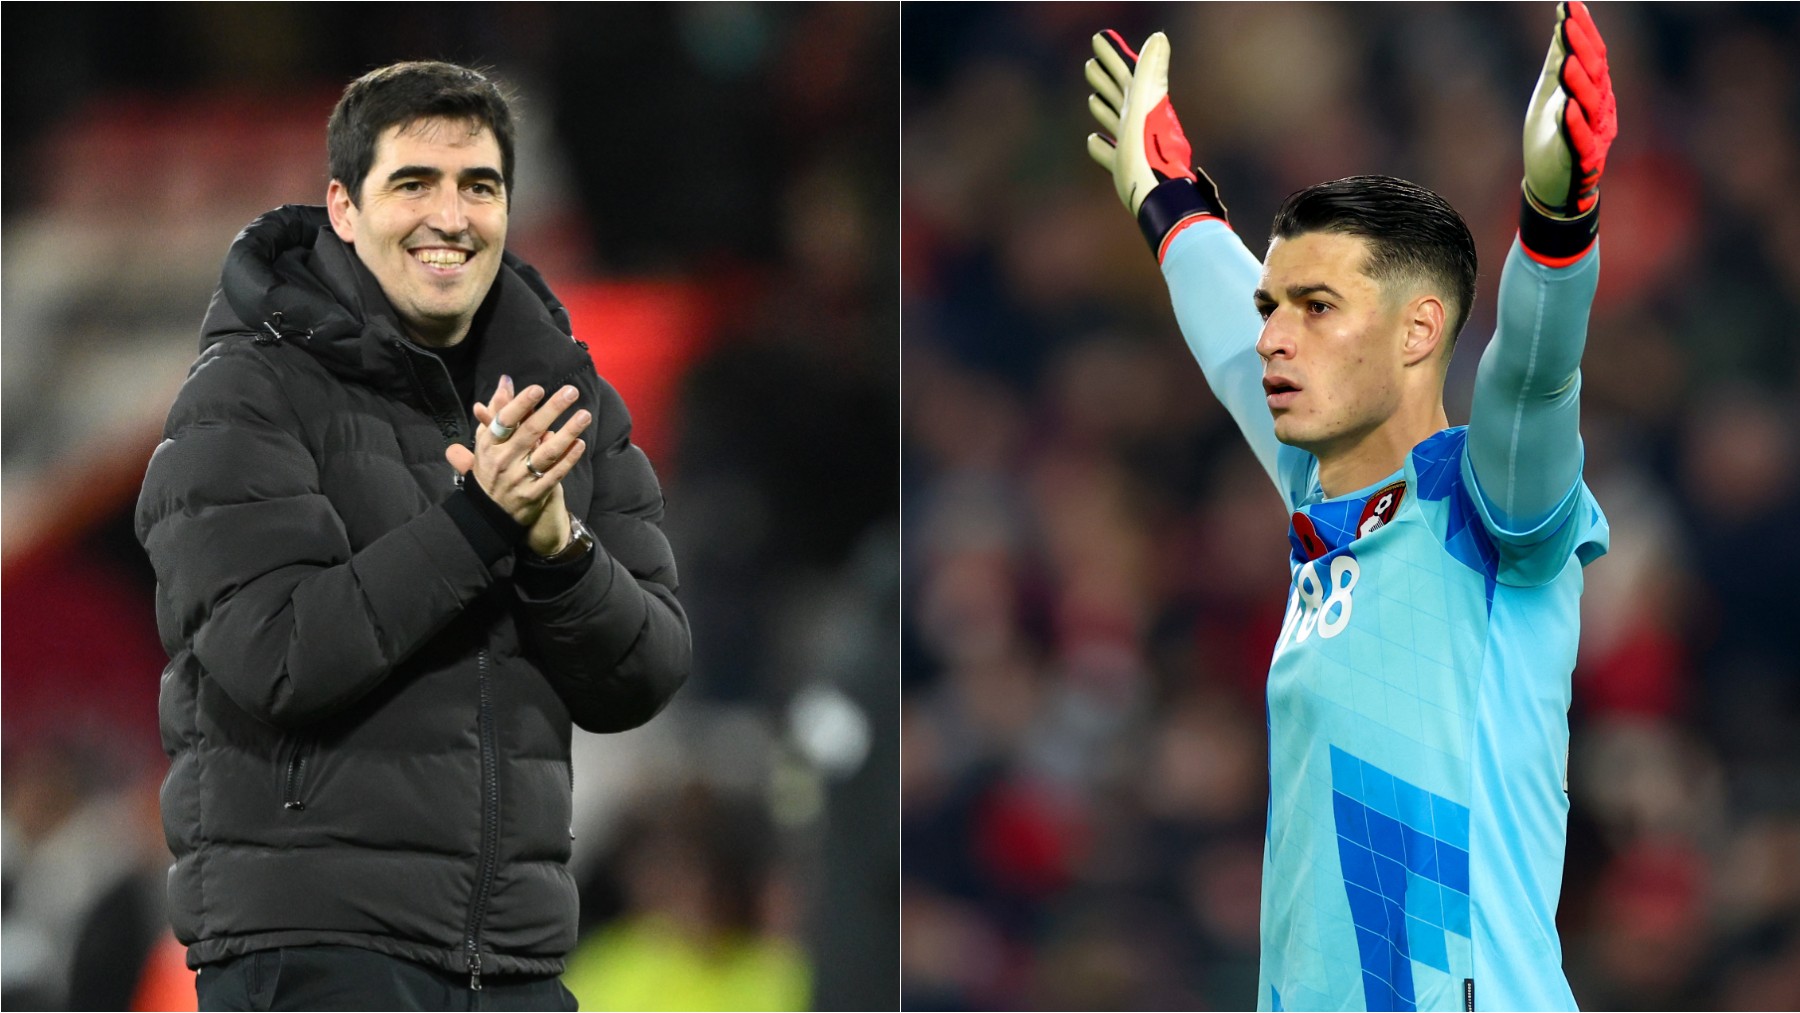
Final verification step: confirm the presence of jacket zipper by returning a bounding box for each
[463,648,502,990]
[1464,977,1475,1012]
[394,339,467,443]
[282,741,312,811]
[415,341,477,493]
[394,339,493,986]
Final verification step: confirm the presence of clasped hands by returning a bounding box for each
[444,375,592,557]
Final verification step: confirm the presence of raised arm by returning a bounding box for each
[1085,30,1284,490]
[1467,1,1617,543]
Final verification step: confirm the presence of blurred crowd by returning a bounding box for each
[2,5,895,1010]
[902,3,1800,1009]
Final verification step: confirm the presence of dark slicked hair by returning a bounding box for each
[327,61,516,206]
[1271,175,1479,345]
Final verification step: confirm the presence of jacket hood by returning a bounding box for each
[200,204,588,398]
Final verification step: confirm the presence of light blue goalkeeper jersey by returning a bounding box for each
[1161,219,1608,1012]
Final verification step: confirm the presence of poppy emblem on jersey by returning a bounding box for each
[1292,511,1329,561]
[1357,481,1407,539]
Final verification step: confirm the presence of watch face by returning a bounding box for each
[560,517,594,559]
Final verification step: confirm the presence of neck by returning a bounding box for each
[406,321,471,350]
[1314,399,1449,498]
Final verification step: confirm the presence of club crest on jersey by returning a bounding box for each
[1357,481,1406,538]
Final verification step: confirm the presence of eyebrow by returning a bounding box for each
[383,165,505,188]
[1252,283,1348,305]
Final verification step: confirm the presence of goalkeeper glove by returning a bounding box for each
[1085,30,1228,262]
[1520,0,1618,263]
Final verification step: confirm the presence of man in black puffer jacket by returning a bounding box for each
[135,62,690,1010]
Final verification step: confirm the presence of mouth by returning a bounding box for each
[1263,376,1301,409]
[411,247,473,274]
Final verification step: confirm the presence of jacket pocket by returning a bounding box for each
[280,739,314,811]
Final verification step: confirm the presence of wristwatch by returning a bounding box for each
[531,515,595,565]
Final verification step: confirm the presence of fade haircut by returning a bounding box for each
[327,61,516,206]
[1270,175,1479,345]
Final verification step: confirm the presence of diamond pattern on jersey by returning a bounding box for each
[1329,745,1473,1012]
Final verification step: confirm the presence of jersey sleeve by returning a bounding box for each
[1161,220,1313,507]
[1463,237,1608,583]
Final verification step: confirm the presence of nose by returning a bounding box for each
[426,185,469,237]
[1256,310,1296,362]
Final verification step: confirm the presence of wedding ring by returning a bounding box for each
[524,450,547,479]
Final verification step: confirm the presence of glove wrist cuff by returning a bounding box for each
[1138,178,1228,261]
[1518,186,1598,266]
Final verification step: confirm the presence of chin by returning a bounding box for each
[1272,418,1332,455]
[414,299,476,323]
[1271,417,1306,448]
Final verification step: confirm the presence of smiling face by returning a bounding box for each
[1253,230,1449,474]
[326,116,508,347]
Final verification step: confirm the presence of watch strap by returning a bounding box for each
[530,515,595,565]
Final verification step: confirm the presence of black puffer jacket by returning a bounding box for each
[135,205,690,977]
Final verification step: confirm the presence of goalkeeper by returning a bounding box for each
[1086,4,1617,1010]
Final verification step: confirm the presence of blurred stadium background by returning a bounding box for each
[1,5,896,1010]
[902,3,1800,1009]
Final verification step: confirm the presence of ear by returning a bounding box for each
[326,179,357,244]
[1400,294,1447,368]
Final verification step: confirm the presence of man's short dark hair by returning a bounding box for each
[1271,175,1479,345]
[327,61,516,206]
